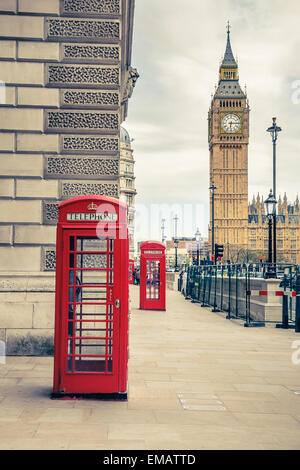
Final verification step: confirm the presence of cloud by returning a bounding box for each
[125,0,300,242]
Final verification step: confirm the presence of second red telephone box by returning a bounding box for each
[52,195,129,399]
[139,241,166,311]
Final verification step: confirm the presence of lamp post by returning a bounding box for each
[267,117,281,269]
[195,228,201,266]
[161,218,166,244]
[209,184,217,262]
[264,190,277,279]
[173,214,179,272]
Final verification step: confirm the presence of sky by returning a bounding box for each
[124,0,300,244]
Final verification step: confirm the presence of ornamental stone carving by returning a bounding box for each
[61,135,119,154]
[61,0,121,15]
[62,43,120,62]
[121,66,139,104]
[46,18,120,41]
[46,155,119,178]
[60,181,119,198]
[47,64,119,87]
[43,201,60,225]
[41,247,57,272]
[46,110,119,132]
[61,90,119,107]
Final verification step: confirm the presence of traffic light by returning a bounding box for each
[215,243,224,260]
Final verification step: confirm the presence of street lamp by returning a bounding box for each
[209,184,217,262]
[264,189,277,278]
[173,214,179,272]
[195,228,201,266]
[161,218,166,244]
[267,117,282,267]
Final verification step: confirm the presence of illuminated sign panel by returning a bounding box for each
[66,213,118,222]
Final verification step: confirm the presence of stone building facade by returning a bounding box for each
[0,0,137,354]
[248,194,300,264]
[165,238,209,267]
[209,25,299,264]
[119,126,136,259]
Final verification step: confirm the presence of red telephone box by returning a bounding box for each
[140,241,166,311]
[129,259,134,285]
[52,196,129,398]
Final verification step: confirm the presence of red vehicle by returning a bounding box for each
[129,259,135,285]
[139,241,166,311]
[52,196,129,398]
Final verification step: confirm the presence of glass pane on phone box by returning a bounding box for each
[75,322,106,336]
[76,254,107,269]
[75,339,107,356]
[80,287,107,301]
[75,303,107,315]
[76,271,107,284]
[76,237,107,252]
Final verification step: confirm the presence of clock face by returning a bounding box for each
[221,113,241,133]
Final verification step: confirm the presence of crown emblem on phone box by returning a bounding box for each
[87,203,98,211]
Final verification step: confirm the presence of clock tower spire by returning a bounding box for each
[208,24,250,260]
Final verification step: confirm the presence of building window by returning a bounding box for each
[291,240,296,250]
[277,240,283,249]
[127,195,133,206]
[250,239,256,249]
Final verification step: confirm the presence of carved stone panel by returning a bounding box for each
[43,200,60,225]
[61,0,121,16]
[78,254,107,269]
[46,18,120,41]
[61,43,120,63]
[41,246,57,272]
[45,110,119,133]
[60,135,119,154]
[60,180,119,199]
[61,89,119,108]
[47,64,119,88]
[45,155,119,179]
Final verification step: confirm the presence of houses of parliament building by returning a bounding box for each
[208,25,300,264]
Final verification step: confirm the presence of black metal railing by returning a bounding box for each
[183,263,300,331]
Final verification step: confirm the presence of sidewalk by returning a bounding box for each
[0,285,300,450]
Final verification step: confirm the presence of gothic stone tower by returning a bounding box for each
[208,25,249,259]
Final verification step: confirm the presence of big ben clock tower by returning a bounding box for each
[208,23,249,259]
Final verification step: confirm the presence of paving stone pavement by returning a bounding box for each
[0,285,300,450]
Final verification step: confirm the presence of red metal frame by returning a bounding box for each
[129,259,135,284]
[139,241,166,311]
[53,196,129,396]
